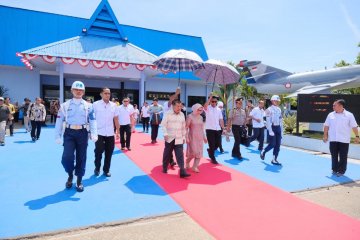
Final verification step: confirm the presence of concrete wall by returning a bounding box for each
[282,134,360,160]
[0,65,40,102]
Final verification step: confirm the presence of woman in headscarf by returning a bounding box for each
[185,103,207,172]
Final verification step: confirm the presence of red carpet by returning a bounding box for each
[120,132,360,240]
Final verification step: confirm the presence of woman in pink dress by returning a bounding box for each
[186,103,207,172]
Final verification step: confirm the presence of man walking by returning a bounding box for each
[117,97,134,151]
[249,100,265,151]
[148,98,163,144]
[204,94,224,164]
[55,81,97,192]
[227,97,247,159]
[93,87,119,177]
[27,97,46,142]
[260,95,283,165]
[4,97,15,136]
[19,98,31,132]
[245,99,254,137]
[161,99,190,178]
[0,97,10,146]
[323,99,359,176]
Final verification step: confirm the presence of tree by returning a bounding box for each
[355,42,360,64]
[334,59,350,67]
[0,85,9,97]
[332,44,360,94]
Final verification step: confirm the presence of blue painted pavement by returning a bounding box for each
[0,126,180,238]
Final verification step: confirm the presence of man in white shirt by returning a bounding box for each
[117,97,134,151]
[204,94,224,164]
[161,99,190,178]
[323,99,359,176]
[93,87,119,177]
[140,102,150,132]
[249,100,265,151]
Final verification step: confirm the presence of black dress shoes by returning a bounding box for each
[104,172,111,177]
[232,154,242,160]
[65,175,73,189]
[211,159,219,164]
[260,151,265,160]
[180,170,191,178]
[94,169,100,176]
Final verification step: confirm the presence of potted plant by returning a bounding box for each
[283,113,297,134]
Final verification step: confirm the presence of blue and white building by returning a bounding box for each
[0,0,211,108]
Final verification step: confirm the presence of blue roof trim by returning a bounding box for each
[83,0,127,41]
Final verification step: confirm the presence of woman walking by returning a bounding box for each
[186,103,207,172]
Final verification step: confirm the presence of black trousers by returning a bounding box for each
[217,130,223,151]
[231,125,245,156]
[6,120,14,135]
[162,139,185,172]
[151,124,159,141]
[249,127,265,150]
[120,124,131,148]
[50,114,57,123]
[30,120,42,139]
[206,129,220,159]
[142,117,150,131]
[329,141,349,174]
[94,135,115,173]
[246,124,253,136]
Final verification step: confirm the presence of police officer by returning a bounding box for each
[55,81,97,192]
[260,95,282,165]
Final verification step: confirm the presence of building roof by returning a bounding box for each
[0,4,208,67]
[21,35,156,65]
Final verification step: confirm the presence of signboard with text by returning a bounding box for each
[297,94,360,123]
[146,91,175,101]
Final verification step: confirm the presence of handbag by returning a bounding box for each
[240,127,250,147]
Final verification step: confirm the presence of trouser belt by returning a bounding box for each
[66,124,87,130]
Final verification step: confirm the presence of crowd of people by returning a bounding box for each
[1,80,358,191]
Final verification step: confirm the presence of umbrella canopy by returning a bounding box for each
[195,59,240,90]
[153,49,205,85]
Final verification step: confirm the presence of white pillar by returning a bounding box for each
[59,62,64,103]
[139,72,146,105]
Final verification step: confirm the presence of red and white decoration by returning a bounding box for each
[16,53,157,72]
[120,62,130,69]
[92,60,106,69]
[42,55,56,64]
[285,82,292,89]
[77,59,90,67]
[135,64,147,71]
[61,57,76,64]
[24,54,38,60]
[107,61,120,69]
[16,53,34,70]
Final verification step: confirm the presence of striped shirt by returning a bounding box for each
[161,110,186,144]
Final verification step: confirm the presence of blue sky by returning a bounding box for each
[1,0,359,73]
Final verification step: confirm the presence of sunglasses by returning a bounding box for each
[123,100,129,103]
[211,101,218,103]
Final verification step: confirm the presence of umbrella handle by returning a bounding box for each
[178,61,181,86]
[211,67,218,91]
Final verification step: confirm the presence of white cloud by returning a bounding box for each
[340,2,360,41]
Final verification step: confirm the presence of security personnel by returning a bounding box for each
[260,95,282,165]
[55,81,97,192]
